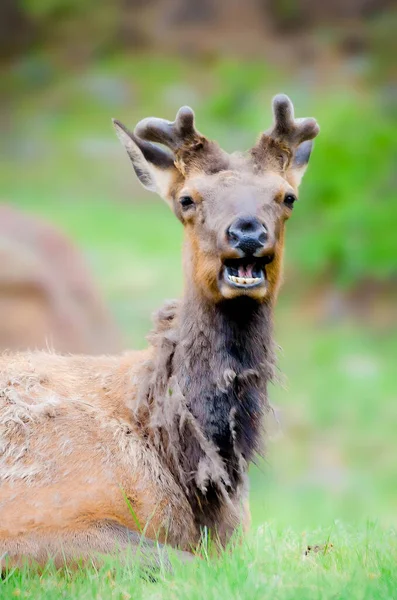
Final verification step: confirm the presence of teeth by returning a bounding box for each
[227,273,262,285]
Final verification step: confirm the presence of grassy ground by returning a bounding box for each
[2,524,396,599]
[1,55,396,597]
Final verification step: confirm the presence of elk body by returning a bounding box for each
[0,95,319,570]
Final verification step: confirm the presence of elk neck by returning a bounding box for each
[172,284,275,487]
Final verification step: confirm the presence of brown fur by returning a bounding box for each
[0,96,318,570]
[0,305,245,563]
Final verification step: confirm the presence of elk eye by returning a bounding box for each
[284,193,297,208]
[180,196,195,210]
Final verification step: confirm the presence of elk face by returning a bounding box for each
[114,95,319,303]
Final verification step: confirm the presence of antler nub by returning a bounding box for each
[134,106,200,152]
[175,106,196,137]
[250,94,319,176]
[270,94,319,145]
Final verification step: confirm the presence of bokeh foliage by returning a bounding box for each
[3,55,396,289]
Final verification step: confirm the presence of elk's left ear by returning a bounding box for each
[289,139,315,187]
[113,119,179,201]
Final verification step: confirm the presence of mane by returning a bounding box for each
[134,301,231,494]
[133,299,276,533]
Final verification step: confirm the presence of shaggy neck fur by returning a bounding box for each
[175,290,273,465]
[136,287,275,534]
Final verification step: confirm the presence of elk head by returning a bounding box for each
[113,95,319,304]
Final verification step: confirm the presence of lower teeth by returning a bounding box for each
[227,274,262,285]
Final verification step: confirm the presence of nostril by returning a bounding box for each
[227,228,239,244]
[258,230,267,246]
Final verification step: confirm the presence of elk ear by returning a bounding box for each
[113,119,178,199]
[289,139,314,187]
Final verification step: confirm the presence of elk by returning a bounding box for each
[0,95,319,571]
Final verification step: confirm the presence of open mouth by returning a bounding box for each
[222,256,274,289]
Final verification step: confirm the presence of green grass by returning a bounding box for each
[2,524,396,599]
[1,53,396,597]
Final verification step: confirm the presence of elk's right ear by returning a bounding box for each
[112,119,178,199]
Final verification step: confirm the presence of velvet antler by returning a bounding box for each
[134,106,205,153]
[251,94,320,176]
[134,106,228,175]
[113,105,228,193]
[269,94,319,146]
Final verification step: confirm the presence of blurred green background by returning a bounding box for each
[1,0,396,532]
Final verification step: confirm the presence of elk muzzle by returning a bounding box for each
[220,216,275,299]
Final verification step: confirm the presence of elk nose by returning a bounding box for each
[227,217,267,255]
